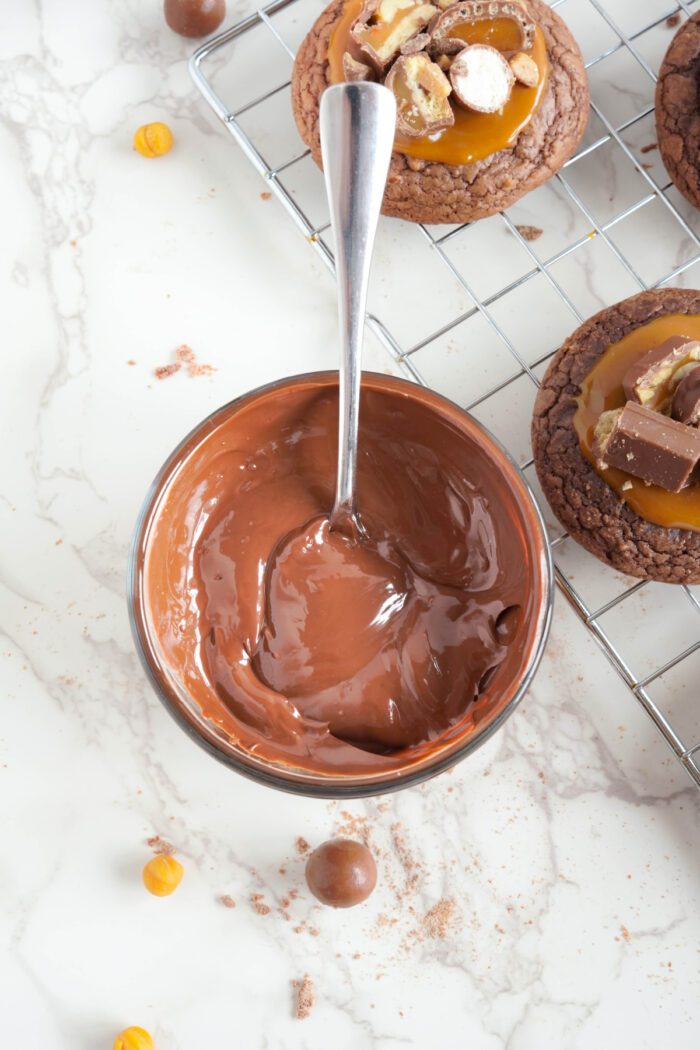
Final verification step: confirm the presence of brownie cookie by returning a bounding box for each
[656,13,700,210]
[532,288,700,584]
[291,0,589,224]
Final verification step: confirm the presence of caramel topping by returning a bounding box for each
[328,0,547,165]
[574,314,700,530]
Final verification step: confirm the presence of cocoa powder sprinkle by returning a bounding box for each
[422,898,456,940]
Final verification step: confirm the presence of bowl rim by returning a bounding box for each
[128,370,554,798]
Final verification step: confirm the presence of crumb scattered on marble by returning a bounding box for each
[422,898,457,940]
[55,539,62,546]
[666,13,681,27]
[260,191,272,201]
[127,359,136,366]
[155,363,180,380]
[295,836,311,855]
[175,344,195,364]
[147,835,175,855]
[620,924,631,943]
[219,894,236,908]
[516,224,543,242]
[640,142,658,154]
[251,893,270,916]
[337,810,371,843]
[292,975,314,1020]
[155,344,215,380]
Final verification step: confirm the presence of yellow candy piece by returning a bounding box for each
[142,854,184,896]
[113,1026,154,1050]
[133,122,174,158]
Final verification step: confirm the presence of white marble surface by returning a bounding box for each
[2,1,699,1048]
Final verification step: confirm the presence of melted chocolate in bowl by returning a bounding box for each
[130,373,551,795]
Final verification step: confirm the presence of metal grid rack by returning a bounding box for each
[190,0,700,789]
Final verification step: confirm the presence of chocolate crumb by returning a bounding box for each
[175,344,196,364]
[640,142,658,154]
[188,362,216,377]
[666,13,681,28]
[260,191,272,201]
[620,924,631,943]
[516,224,544,242]
[55,539,62,546]
[155,363,181,380]
[295,836,311,855]
[155,344,216,380]
[422,898,456,940]
[251,893,271,916]
[219,894,236,909]
[127,359,137,366]
[292,975,314,1020]
[146,835,175,855]
[337,811,371,843]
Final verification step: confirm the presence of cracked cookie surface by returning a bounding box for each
[291,0,589,224]
[656,13,700,210]
[532,289,700,584]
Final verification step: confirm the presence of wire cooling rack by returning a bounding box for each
[190,0,700,789]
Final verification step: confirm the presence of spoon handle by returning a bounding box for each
[320,82,396,532]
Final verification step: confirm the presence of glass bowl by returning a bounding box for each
[128,372,553,798]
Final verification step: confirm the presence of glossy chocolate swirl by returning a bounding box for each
[140,376,542,777]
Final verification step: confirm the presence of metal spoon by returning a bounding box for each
[319,82,396,534]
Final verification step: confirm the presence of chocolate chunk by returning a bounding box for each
[401,30,430,54]
[385,52,454,137]
[671,364,700,426]
[342,52,375,81]
[621,336,700,408]
[352,0,437,70]
[430,1,536,57]
[594,401,700,492]
[509,51,539,88]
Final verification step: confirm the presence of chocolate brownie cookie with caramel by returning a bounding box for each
[532,289,700,584]
[656,12,700,210]
[291,0,589,224]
